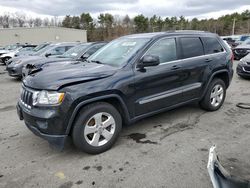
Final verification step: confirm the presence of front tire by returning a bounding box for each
[3,57,11,65]
[200,78,226,111]
[72,102,122,154]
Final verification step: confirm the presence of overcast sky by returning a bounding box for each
[0,0,250,19]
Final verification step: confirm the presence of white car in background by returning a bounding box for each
[0,45,37,64]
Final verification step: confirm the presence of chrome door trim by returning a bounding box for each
[138,83,202,105]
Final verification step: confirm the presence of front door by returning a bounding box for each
[133,37,184,117]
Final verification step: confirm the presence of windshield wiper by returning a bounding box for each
[89,60,103,64]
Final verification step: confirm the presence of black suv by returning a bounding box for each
[17,31,234,154]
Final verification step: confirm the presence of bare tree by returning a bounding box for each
[28,18,34,27]
[34,18,42,27]
[2,14,10,28]
[15,12,26,27]
[43,18,49,26]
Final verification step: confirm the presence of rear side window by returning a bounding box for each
[180,37,204,59]
[202,37,224,54]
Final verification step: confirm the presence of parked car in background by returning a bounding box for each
[17,31,233,154]
[6,42,78,79]
[235,35,250,45]
[233,38,250,60]
[237,53,250,79]
[14,43,50,57]
[22,42,107,78]
[221,37,238,48]
[0,44,37,64]
[6,43,55,66]
[0,43,24,60]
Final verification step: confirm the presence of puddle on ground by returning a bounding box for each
[160,123,193,140]
[127,133,158,145]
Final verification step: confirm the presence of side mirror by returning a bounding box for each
[45,53,51,57]
[81,53,90,60]
[137,55,160,69]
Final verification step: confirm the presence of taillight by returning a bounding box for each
[230,51,234,62]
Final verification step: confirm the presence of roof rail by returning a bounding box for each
[166,30,209,33]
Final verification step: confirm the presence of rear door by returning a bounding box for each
[176,37,208,102]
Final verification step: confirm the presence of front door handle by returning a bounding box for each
[171,65,181,70]
[205,58,212,62]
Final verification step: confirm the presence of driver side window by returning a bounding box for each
[145,38,177,64]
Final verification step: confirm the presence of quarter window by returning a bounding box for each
[144,38,177,64]
[202,37,224,54]
[180,37,204,58]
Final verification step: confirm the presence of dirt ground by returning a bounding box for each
[0,61,249,188]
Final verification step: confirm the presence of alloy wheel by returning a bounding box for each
[84,112,116,147]
[210,84,224,107]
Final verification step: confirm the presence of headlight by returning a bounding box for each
[16,60,22,64]
[32,90,65,106]
[239,59,247,65]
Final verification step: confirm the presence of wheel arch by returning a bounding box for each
[201,70,230,99]
[66,94,130,135]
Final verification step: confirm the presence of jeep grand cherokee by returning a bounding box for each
[17,31,234,154]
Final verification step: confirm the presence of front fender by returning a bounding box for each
[65,94,130,135]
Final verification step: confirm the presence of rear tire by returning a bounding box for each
[200,78,226,111]
[72,102,122,154]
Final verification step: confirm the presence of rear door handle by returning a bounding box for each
[171,65,181,70]
[205,58,212,62]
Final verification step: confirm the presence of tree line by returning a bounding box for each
[0,12,61,28]
[61,10,250,41]
[0,10,250,42]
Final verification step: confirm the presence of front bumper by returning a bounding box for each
[236,64,250,78]
[17,101,68,149]
[6,65,22,78]
[233,50,249,60]
[207,146,250,188]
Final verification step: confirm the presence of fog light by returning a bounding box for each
[36,121,48,129]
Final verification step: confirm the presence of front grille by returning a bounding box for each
[26,64,36,69]
[243,66,250,72]
[20,87,33,109]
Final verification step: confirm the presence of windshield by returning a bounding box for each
[32,45,55,56]
[61,43,91,58]
[89,38,150,66]
[5,44,19,50]
[19,47,34,52]
[32,44,49,52]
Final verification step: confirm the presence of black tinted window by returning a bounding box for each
[202,37,224,54]
[145,38,177,63]
[180,37,204,58]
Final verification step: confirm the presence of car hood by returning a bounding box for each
[27,57,72,67]
[23,62,117,90]
[8,56,44,67]
[235,44,250,49]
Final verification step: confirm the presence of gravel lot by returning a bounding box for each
[0,61,249,188]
